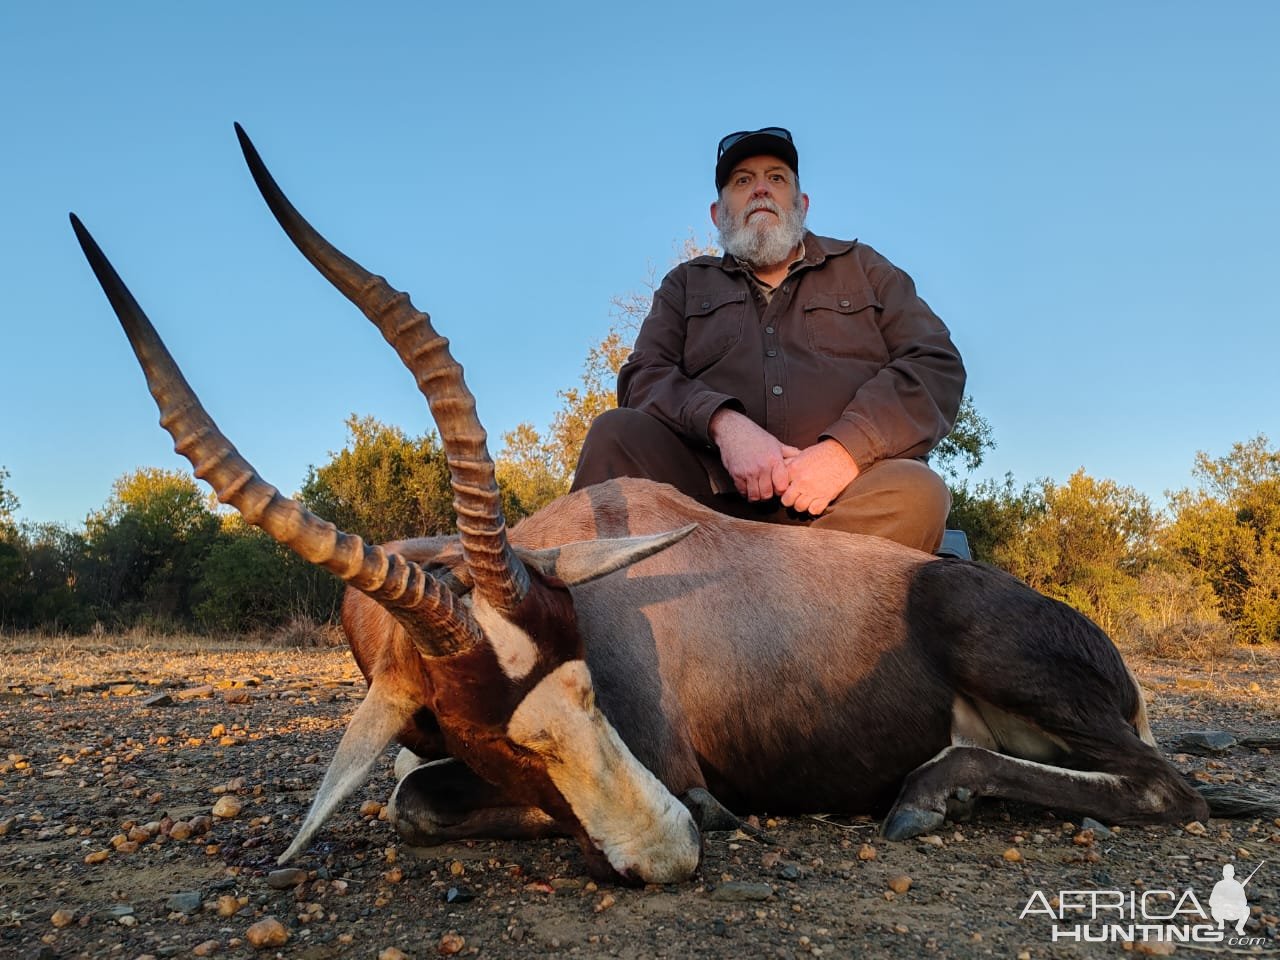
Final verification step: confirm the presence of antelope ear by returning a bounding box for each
[517,524,697,586]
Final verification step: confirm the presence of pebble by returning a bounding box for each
[267,868,309,889]
[857,844,877,860]
[169,822,193,841]
[1080,817,1112,839]
[216,895,241,918]
[245,917,289,948]
[359,800,384,818]
[1184,821,1207,836]
[709,881,774,902]
[84,849,110,864]
[192,940,220,956]
[379,949,409,960]
[438,932,466,955]
[888,875,912,894]
[1177,730,1237,754]
[1134,942,1177,956]
[212,796,243,818]
[444,886,474,904]
[166,891,203,914]
[1003,848,1023,862]
[594,893,616,913]
[50,908,75,928]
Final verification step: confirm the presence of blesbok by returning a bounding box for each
[73,125,1245,885]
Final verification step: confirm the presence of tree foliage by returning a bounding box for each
[946,473,1044,565]
[300,414,456,543]
[1165,435,1280,644]
[78,468,220,625]
[993,470,1160,637]
[194,518,341,632]
[0,466,18,540]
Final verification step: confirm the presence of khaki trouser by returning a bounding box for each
[571,408,951,554]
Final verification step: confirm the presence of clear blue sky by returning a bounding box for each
[2,2,1277,528]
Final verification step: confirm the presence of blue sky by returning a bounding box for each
[2,2,1277,527]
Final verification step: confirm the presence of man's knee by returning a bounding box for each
[571,408,712,497]
[875,459,952,527]
[816,458,951,553]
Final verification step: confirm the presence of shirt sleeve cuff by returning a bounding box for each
[688,392,743,446]
[820,416,883,472]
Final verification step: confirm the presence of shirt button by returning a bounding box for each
[766,349,777,357]
[701,301,711,309]
[782,285,790,293]
[839,299,851,308]
[765,326,775,334]
[772,385,783,396]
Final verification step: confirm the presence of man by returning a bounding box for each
[1209,863,1251,935]
[571,127,965,553]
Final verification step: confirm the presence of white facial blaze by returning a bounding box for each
[472,595,539,681]
[507,661,700,883]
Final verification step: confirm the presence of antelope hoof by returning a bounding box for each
[881,805,945,841]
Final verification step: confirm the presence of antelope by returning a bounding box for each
[72,125,1250,885]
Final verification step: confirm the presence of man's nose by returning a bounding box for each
[751,180,773,198]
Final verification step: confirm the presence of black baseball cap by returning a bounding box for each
[715,127,798,191]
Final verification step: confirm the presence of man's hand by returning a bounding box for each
[780,439,860,516]
[709,408,800,501]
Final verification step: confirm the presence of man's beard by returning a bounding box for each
[717,195,806,269]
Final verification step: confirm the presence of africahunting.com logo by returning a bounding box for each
[1020,861,1268,946]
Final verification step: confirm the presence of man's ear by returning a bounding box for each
[709,201,720,228]
[800,193,810,215]
[516,524,697,586]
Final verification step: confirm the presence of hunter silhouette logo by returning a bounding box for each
[1210,861,1263,935]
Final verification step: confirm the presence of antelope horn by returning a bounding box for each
[234,123,530,614]
[69,213,482,657]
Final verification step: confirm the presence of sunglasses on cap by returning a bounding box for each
[717,127,794,158]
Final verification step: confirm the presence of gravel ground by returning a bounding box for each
[1,638,1277,959]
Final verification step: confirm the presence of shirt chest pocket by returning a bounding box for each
[803,291,887,361]
[683,290,746,375]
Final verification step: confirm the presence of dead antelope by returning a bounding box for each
[73,125,1259,885]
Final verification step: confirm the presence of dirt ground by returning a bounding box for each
[1,636,1277,960]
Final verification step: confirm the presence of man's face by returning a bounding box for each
[711,155,809,269]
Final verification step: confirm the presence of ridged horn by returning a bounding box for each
[69,213,482,656]
[234,123,530,613]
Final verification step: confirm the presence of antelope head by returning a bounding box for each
[70,125,700,883]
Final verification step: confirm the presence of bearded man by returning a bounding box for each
[571,127,965,553]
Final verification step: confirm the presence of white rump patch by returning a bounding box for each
[472,595,538,681]
[507,661,700,883]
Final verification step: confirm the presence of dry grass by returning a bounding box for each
[0,627,358,688]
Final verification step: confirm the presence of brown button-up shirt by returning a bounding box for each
[617,232,965,476]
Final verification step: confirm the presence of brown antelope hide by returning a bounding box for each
[72,125,1265,884]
